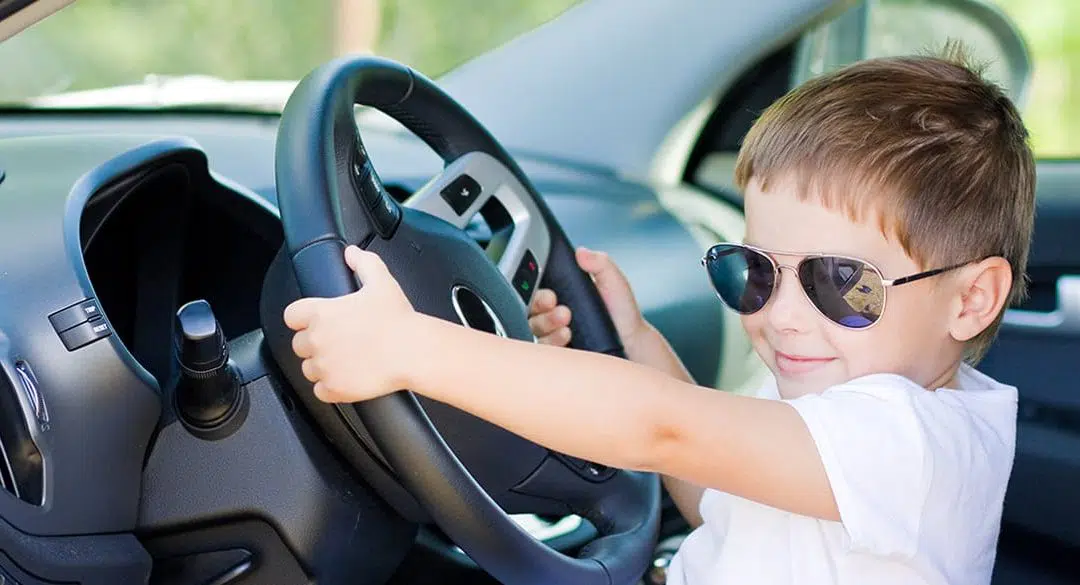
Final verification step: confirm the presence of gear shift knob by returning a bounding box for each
[177,299,228,372]
[174,299,246,437]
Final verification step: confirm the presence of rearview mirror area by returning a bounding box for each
[795,0,1032,109]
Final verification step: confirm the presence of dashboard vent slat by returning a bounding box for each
[0,361,44,506]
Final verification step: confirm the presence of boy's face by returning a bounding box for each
[741,175,963,399]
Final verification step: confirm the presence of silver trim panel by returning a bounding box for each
[405,152,551,307]
[1003,275,1080,336]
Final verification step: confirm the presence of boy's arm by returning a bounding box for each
[409,314,840,522]
[624,322,707,528]
[623,321,694,385]
[528,249,709,526]
[663,476,705,527]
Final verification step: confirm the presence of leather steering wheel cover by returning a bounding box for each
[275,55,657,585]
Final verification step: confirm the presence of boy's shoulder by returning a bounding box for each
[724,363,1016,565]
[754,363,1018,408]
[770,364,1018,462]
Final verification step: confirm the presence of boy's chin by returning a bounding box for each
[772,368,844,400]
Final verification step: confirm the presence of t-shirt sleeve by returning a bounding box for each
[786,376,931,558]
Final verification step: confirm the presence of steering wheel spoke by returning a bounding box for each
[406,152,551,306]
[514,456,655,531]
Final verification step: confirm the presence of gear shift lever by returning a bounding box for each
[174,299,247,438]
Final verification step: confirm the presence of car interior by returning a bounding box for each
[0,0,1077,584]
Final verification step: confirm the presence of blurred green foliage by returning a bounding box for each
[994,0,1080,157]
[862,0,1078,157]
[0,0,1076,157]
[0,0,579,100]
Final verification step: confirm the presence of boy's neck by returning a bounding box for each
[930,362,963,391]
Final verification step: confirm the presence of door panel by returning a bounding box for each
[979,160,1080,548]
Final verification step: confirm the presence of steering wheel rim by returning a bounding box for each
[271,55,660,585]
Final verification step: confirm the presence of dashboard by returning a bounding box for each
[0,110,725,381]
[0,109,730,584]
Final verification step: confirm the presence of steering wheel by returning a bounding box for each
[268,55,660,585]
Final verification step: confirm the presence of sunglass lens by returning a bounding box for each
[705,245,775,314]
[798,257,884,329]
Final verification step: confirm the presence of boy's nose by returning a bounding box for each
[764,265,815,333]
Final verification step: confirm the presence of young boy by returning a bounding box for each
[283,50,1034,584]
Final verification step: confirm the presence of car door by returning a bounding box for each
[985,158,1080,583]
[690,0,1080,582]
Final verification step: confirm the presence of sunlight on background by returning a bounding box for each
[994,0,1080,157]
[0,0,1077,158]
[0,0,580,99]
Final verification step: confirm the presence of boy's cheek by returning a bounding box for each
[740,314,767,351]
[741,314,780,372]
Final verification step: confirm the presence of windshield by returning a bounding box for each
[0,0,581,106]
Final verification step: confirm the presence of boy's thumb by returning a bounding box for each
[345,245,391,287]
[575,247,624,292]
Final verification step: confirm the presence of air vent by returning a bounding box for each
[0,439,15,498]
[0,361,44,506]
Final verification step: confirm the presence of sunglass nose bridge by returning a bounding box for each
[775,264,802,280]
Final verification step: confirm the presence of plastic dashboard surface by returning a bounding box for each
[0,110,724,383]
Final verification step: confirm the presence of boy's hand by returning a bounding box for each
[529,247,649,351]
[283,245,418,404]
[529,247,707,527]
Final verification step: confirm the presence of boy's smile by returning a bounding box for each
[773,351,836,377]
[740,174,966,399]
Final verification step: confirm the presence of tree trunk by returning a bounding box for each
[335,0,380,55]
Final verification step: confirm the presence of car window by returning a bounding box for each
[0,0,581,105]
[795,0,1079,159]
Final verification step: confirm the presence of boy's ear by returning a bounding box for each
[948,256,1013,342]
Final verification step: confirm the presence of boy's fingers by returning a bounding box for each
[283,297,321,330]
[528,305,571,336]
[314,381,352,404]
[312,381,334,403]
[527,315,547,336]
[538,327,572,347]
[291,331,313,358]
[301,358,321,383]
[344,245,391,286]
[530,289,558,314]
[575,247,628,293]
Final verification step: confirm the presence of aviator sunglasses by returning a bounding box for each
[701,243,977,330]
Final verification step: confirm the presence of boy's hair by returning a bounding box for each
[733,44,1035,363]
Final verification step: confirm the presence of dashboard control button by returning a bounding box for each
[48,298,101,332]
[59,317,112,351]
[519,249,539,278]
[511,250,540,302]
[371,194,402,237]
[352,162,386,209]
[440,174,482,215]
[555,453,615,482]
[583,463,612,479]
[559,454,589,470]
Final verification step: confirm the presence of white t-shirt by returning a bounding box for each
[666,363,1018,585]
